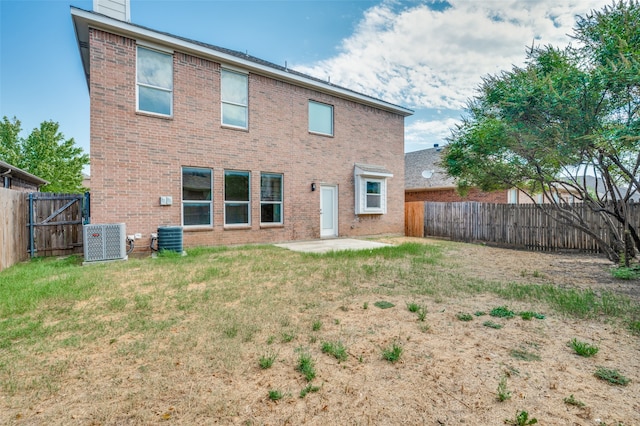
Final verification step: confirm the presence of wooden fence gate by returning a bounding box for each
[27,192,90,257]
[405,201,425,237]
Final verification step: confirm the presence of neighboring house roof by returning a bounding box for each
[0,160,48,187]
[555,175,639,202]
[70,7,413,118]
[405,147,456,191]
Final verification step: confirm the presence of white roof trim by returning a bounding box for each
[354,163,393,178]
[71,7,413,117]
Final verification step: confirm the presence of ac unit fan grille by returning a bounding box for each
[83,223,127,262]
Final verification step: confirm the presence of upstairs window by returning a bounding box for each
[261,173,283,224]
[137,46,173,116]
[182,167,212,227]
[224,170,250,225]
[354,164,392,215]
[221,69,248,128]
[308,101,333,136]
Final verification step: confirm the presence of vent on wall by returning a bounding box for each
[83,223,127,262]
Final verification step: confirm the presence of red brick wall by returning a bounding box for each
[89,29,405,250]
[405,188,507,203]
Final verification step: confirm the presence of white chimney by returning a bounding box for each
[94,0,130,22]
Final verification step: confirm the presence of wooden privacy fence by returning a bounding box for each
[419,201,640,254]
[405,201,425,237]
[0,191,89,271]
[28,192,89,258]
[0,188,28,272]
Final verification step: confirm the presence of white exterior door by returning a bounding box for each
[320,185,338,237]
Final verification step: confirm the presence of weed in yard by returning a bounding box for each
[519,311,545,320]
[474,311,486,316]
[493,282,634,319]
[610,265,640,280]
[374,301,395,309]
[334,319,340,325]
[321,341,348,362]
[419,324,431,333]
[417,307,427,322]
[594,367,630,386]
[382,342,403,363]
[497,375,512,402]
[296,352,316,382]
[299,384,320,398]
[491,306,515,318]
[484,320,503,329]
[505,410,537,425]
[363,301,368,310]
[563,394,585,407]
[456,312,473,321]
[510,349,541,362]
[569,338,599,357]
[312,320,322,332]
[281,332,296,343]
[406,302,420,313]
[258,351,277,369]
[629,320,640,335]
[266,335,275,345]
[268,390,283,401]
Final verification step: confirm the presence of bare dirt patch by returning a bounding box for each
[4,238,639,425]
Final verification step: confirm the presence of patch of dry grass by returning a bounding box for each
[1,240,638,424]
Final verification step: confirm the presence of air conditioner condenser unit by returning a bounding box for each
[83,223,127,262]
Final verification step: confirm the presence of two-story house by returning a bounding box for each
[71,1,412,250]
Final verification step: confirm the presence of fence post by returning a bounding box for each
[83,191,91,225]
[28,192,35,258]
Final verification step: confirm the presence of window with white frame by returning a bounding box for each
[221,69,248,128]
[182,167,212,226]
[507,188,518,204]
[224,170,250,225]
[308,100,333,136]
[137,46,173,116]
[260,173,283,224]
[354,164,392,214]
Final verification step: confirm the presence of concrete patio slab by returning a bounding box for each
[274,238,392,254]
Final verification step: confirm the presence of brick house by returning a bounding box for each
[0,160,47,192]
[71,2,412,250]
[405,147,508,203]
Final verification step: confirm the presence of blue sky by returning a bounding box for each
[1,0,611,174]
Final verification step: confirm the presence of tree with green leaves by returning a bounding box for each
[443,1,639,264]
[0,116,89,193]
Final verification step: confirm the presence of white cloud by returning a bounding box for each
[405,117,461,152]
[295,0,611,111]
